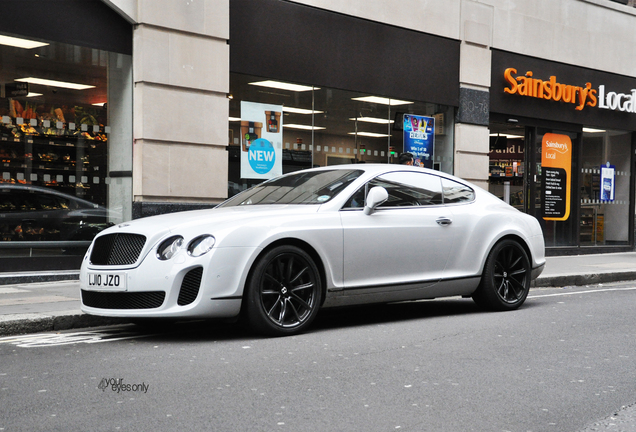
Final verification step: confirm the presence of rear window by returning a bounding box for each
[442,178,474,203]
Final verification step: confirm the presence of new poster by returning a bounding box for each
[542,133,572,221]
[240,101,283,180]
[403,114,435,168]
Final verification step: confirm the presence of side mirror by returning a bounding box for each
[364,186,389,215]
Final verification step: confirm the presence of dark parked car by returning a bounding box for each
[0,184,114,242]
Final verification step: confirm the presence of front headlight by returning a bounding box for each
[188,235,215,257]
[157,235,184,260]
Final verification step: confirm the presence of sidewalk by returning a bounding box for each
[2,252,636,336]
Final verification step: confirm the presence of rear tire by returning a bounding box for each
[472,239,531,311]
[244,245,322,336]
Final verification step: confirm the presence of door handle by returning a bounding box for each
[436,217,452,226]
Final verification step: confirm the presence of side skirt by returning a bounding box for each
[322,276,481,308]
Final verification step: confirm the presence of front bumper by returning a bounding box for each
[79,245,257,319]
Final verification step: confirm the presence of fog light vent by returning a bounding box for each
[178,267,203,306]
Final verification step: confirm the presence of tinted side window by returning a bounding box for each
[0,189,19,212]
[343,171,443,208]
[36,193,69,210]
[442,178,474,203]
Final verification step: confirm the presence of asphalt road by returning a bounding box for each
[2,282,636,432]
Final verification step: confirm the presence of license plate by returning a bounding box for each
[87,272,127,291]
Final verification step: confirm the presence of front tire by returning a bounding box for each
[472,239,531,311]
[245,245,322,336]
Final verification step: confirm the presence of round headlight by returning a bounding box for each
[157,235,184,260]
[188,235,215,257]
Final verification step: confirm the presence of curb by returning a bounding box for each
[0,271,79,286]
[533,271,636,288]
[0,312,128,337]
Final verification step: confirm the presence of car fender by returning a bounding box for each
[213,213,344,295]
[443,204,542,280]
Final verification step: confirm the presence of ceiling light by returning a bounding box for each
[0,35,49,49]
[351,96,413,106]
[26,92,43,97]
[15,77,95,90]
[284,124,325,130]
[228,117,241,122]
[583,127,606,133]
[249,80,317,92]
[282,107,324,114]
[349,116,394,124]
[92,102,106,107]
[348,131,390,138]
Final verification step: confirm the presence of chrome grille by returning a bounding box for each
[178,267,203,306]
[90,233,146,265]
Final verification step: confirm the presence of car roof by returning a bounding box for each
[279,163,477,188]
[0,184,101,208]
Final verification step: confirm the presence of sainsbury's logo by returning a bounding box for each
[544,140,569,153]
[504,67,636,115]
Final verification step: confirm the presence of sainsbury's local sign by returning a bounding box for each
[504,68,636,114]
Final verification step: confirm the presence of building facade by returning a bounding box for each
[1,0,635,271]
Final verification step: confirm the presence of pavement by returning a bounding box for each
[2,252,636,337]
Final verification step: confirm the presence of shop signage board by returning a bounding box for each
[600,163,616,201]
[491,51,636,131]
[403,114,435,168]
[240,101,283,180]
[542,133,572,221]
[503,68,636,114]
[5,82,29,97]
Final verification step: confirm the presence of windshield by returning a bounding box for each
[219,169,364,207]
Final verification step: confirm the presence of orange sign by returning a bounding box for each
[542,133,571,221]
[504,68,597,111]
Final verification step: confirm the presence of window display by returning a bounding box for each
[228,73,455,197]
[0,33,131,261]
[579,129,632,246]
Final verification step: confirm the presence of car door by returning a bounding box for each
[339,171,455,291]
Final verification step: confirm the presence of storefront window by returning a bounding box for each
[489,119,633,250]
[0,33,132,264]
[228,73,454,196]
[488,122,526,209]
[580,129,632,246]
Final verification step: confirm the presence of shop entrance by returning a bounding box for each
[489,120,581,248]
[488,121,527,211]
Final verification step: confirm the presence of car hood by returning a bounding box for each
[101,205,322,240]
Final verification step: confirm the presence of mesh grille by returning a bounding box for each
[178,267,203,306]
[81,290,165,310]
[90,234,146,265]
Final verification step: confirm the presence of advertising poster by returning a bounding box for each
[403,114,435,168]
[600,163,615,201]
[541,133,572,221]
[240,101,283,180]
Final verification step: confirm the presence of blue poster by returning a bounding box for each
[600,163,615,202]
[403,114,435,168]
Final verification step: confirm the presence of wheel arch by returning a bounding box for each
[242,237,328,307]
[482,233,533,275]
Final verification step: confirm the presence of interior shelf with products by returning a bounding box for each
[580,205,604,245]
[0,121,108,206]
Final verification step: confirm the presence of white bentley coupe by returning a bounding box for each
[80,165,545,336]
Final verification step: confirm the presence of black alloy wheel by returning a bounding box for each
[472,239,531,311]
[245,245,322,336]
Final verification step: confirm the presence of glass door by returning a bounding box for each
[528,128,580,247]
[488,122,525,208]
